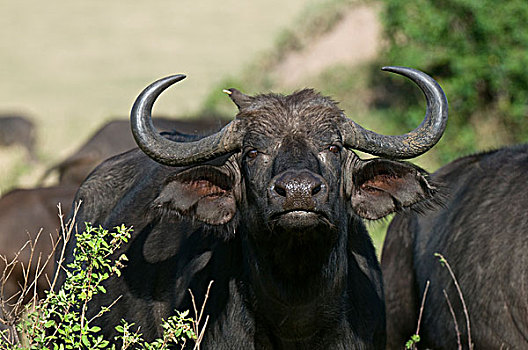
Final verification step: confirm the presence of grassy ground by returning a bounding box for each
[0,0,323,194]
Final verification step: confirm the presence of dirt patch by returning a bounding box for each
[274,3,382,86]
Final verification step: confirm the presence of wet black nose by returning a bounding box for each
[270,170,328,210]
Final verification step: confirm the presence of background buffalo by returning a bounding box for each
[0,115,35,159]
[40,116,227,186]
[382,144,528,349]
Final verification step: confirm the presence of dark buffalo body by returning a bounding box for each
[42,117,227,186]
[382,144,528,349]
[0,114,35,157]
[61,67,448,349]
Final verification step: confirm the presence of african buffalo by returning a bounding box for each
[61,66,448,348]
[41,116,227,186]
[382,144,528,349]
[0,186,76,327]
[0,114,36,158]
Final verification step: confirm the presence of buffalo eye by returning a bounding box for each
[246,149,258,160]
[328,145,341,154]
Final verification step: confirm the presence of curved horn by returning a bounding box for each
[131,75,243,166]
[342,66,448,159]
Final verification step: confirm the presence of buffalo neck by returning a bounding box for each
[239,221,349,339]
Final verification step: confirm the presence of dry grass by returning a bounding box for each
[0,203,73,345]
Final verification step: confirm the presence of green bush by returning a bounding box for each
[0,222,203,349]
[380,0,528,161]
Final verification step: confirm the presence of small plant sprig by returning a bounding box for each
[114,281,214,350]
[13,223,132,349]
[116,311,197,350]
[405,334,420,350]
[405,280,430,350]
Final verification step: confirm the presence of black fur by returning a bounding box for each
[59,89,438,349]
[382,144,528,349]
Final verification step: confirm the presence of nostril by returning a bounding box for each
[274,185,287,197]
[311,184,321,196]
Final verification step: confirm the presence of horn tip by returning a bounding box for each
[382,66,407,73]
[172,74,187,81]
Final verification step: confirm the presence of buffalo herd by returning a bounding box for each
[0,67,527,349]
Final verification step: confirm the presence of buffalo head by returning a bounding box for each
[132,67,446,234]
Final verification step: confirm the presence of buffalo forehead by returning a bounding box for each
[239,98,345,146]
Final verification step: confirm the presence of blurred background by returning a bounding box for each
[1,0,527,251]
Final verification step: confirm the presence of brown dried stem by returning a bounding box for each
[435,252,473,350]
[443,289,462,350]
[0,201,80,345]
[190,280,213,350]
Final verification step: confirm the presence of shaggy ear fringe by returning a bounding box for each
[361,176,448,223]
[386,160,448,216]
[405,177,448,216]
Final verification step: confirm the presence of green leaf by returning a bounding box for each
[82,334,91,347]
[44,319,56,328]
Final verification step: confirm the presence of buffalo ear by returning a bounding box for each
[349,159,435,220]
[153,166,237,225]
[223,88,253,110]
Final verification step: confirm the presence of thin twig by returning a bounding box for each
[194,315,210,350]
[190,290,199,338]
[190,280,213,350]
[87,295,122,325]
[0,237,33,344]
[198,281,213,328]
[50,201,81,290]
[435,253,473,350]
[415,280,430,336]
[443,289,462,350]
